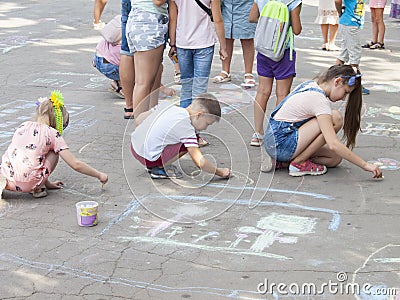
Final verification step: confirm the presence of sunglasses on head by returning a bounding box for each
[341,74,362,86]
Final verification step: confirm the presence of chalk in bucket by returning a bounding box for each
[76,201,98,226]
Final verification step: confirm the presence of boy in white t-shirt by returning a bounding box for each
[131,93,231,179]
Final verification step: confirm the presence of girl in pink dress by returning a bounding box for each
[0,91,108,198]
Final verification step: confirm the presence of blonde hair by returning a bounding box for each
[36,98,69,131]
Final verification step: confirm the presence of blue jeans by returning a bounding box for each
[93,54,120,81]
[121,0,133,56]
[177,46,214,108]
[265,118,310,162]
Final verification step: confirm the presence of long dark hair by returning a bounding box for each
[317,65,362,149]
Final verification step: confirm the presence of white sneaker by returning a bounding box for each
[260,153,273,173]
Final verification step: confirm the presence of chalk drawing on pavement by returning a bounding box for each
[363,104,400,121]
[352,244,400,300]
[0,36,39,54]
[361,122,400,138]
[0,253,265,300]
[367,158,400,170]
[25,71,107,90]
[0,100,96,147]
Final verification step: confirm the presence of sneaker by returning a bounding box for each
[149,165,183,179]
[289,159,327,177]
[362,86,370,95]
[260,154,273,172]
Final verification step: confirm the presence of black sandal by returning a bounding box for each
[362,41,376,49]
[124,108,134,120]
[108,81,125,99]
[369,42,384,49]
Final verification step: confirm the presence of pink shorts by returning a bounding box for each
[369,0,386,8]
[131,144,188,168]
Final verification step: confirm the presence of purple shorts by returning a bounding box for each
[257,49,296,80]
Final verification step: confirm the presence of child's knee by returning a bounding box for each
[328,156,342,168]
[332,110,343,132]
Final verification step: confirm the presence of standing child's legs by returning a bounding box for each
[120,0,135,119]
[320,24,329,49]
[328,24,339,50]
[275,77,294,105]
[217,38,234,79]
[93,0,107,29]
[192,46,214,99]
[370,8,386,47]
[177,48,195,108]
[133,45,165,118]
[240,38,256,87]
[253,75,273,137]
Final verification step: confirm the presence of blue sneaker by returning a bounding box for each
[149,165,183,179]
[362,86,370,95]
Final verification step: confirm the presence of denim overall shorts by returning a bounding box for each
[264,81,326,162]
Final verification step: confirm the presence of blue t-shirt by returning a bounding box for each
[339,0,365,28]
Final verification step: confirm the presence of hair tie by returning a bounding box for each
[49,90,65,134]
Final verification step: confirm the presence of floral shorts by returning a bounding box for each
[126,8,169,52]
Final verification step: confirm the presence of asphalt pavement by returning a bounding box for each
[0,0,399,299]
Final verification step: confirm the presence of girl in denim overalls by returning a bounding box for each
[263,65,382,178]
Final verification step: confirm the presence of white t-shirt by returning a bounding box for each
[131,102,198,161]
[273,81,332,122]
[172,0,216,49]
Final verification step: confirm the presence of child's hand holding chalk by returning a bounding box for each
[99,173,108,189]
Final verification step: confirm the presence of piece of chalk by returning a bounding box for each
[382,175,384,179]
[101,183,104,189]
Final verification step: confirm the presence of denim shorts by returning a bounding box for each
[121,0,133,56]
[264,117,310,162]
[93,54,120,81]
[126,9,169,52]
[257,49,296,80]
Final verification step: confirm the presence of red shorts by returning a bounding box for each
[131,143,188,168]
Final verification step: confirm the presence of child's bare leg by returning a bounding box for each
[292,110,343,166]
[253,76,273,134]
[275,76,294,105]
[133,45,164,118]
[221,38,234,74]
[41,151,63,190]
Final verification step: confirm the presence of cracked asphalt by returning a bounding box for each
[0,0,399,299]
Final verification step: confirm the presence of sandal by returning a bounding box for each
[369,42,384,49]
[108,81,125,99]
[197,135,210,148]
[362,41,376,49]
[149,165,183,179]
[174,72,181,84]
[241,73,256,88]
[250,132,264,147]
[124,108,134,120]
[322,43,328,51]
[31,187,48,198]
[212,70,231,84]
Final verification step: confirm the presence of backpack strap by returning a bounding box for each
[194,0,213,21]
[271,81,326,118]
